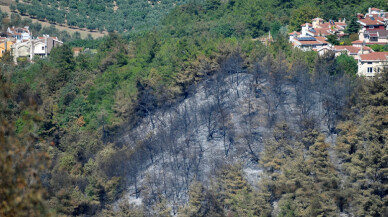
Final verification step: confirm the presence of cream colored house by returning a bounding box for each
[333,46,373,59]
[11,40,33,62]
[358,52,388,77]
[11,35,63,63]
[314,46,331,56]
[33,40,47,56]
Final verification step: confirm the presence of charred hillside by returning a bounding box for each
[1,0,388,216]
[108,51,359,215]
[2,34,387,217]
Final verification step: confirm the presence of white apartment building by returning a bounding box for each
[358,52,388,77]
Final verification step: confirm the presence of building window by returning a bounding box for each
[369,26,374,29]
[42,46,44,50]
[367,67,373,73]
[368,62,372,64]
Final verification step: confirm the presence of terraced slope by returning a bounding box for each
[14,0,190,33]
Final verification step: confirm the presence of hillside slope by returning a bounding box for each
[13,0,190,33]
[114,52,356,215]
[0,4,106,39]
[1,0,388,216]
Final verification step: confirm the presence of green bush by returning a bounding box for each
[59,153,76,172]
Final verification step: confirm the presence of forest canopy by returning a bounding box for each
[1,0,388,216]
[11,0,388,35]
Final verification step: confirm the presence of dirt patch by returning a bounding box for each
[0,3,107,39]
[113,1,119,12]
[0,0,13,6]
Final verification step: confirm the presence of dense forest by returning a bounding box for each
[1,0,388,216]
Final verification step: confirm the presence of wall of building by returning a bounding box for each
[366,25,385,30]
[17,45,30,57]
[0,41,13,57]
[358,61,388,77]
[33,42,46,55]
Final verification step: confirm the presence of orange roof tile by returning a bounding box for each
[351,40,363,44]
[334,22,346,26]
[359,52,388,61]
[295,40,324,45]
[334,46,372,54]
[72,47,84,52]
[314,28,332,36]
[288,31,301,35]
[315,36,328,43]
[358,17,384,26]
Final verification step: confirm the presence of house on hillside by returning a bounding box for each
[362,29,388,44]
[289,18,348,51]
[0,38,13,58]
[358,8,388,44]
[32,40,48,57]
[11,35,63,63]
[358,52,388,77]
[35,35,63,57]
[11,40,32,62]
[7,26,32,42]
[358,14,386,31]
[72,47,84,57]
[314,46,331,56]
[333,46,373,59]
[290,36,329,51]
[351,40,365,47]
[312,18,324,28]
[300,19,347,37]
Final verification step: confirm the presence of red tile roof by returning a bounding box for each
[288,31,301,35]
[358,17,384,26]
[333,46,372,54]
[314,28,332,36]
[359,52,388,61]
[371,8,381,11]
[317,23,332,28]
[38,36,59,41]
[316,22,346,32]
[315,36,329,44]
[72,47,84,52]
[351,40,363,44]
[294,38,325,45]
[334,22,346,26]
